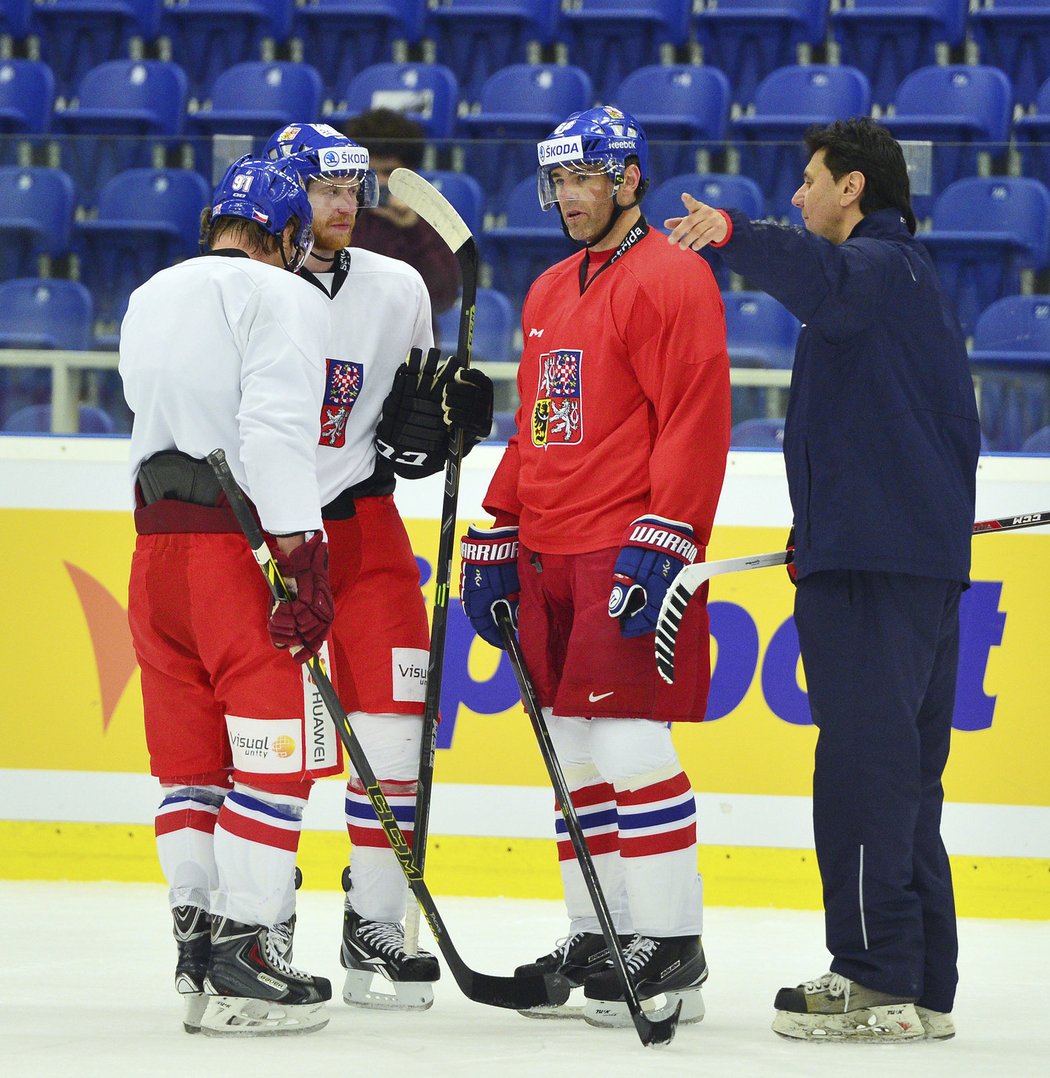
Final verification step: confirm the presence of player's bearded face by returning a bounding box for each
[308,178,360,252]
[552,164,616,243]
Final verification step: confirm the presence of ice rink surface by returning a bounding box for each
[2,881,1047,1078]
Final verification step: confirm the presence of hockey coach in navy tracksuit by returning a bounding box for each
[665,117,981,1042]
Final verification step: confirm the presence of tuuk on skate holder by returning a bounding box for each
[654,508,1050,685]
[494,600,681,1049]
[206,448,570,1012]
[387,166,479,958]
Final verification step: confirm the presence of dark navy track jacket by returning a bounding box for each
[718,208,981,583]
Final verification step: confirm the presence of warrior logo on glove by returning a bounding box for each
[608,515,699,638]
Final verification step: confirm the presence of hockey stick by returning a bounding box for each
[206,449,569,1011]
[655,509,1050,685]
[387,167,478,956]
[494,602,680,1048]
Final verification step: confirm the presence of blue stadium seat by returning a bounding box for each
[969,295,1050,451]
[730,416,786,448]
[327,62,459,140]
[436,286,516,361]
[423,1,558,107]
[293,1,426,104]
[0,0,33,42]
[732,65,872,221]
[881,65,1012,219]
[723,290,798,369]
[32,0,163,99]
[920,177,1050,338]
[0,278,93,419]
[460,63,594,215]
[51,59,188,206]
[160,0,294,100]
[610,64,730,179]
[645,172,763,288]
[188,61,322,140]
[829,0,967,108]
[556,1,693,104]
[1013,77,1050,189]
[1020,423,1050,453]
[0,59,55,141]
[420,169,484,237]
[482,174,577,309]
[3,402,116,433]
[77,167,210,326]
[0,166,76,280]
[969,0,1050,110]
[695,0,827,108]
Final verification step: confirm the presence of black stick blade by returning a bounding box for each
[639,998,682,1047]
[462,971,571,1009]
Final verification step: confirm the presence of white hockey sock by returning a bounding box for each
[211,783,306,928]
[155,784,226,910]
[344,777,415,921]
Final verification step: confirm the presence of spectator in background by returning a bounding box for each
[342,108,460,325]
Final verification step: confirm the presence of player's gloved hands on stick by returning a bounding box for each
[608,515,699,638]
[460,525,520,649]
[268,532,334,662]
[375,346,449,478]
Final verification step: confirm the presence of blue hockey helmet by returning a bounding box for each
[536,106,649,210]
[263,122,380,208]
[209,155,314,272]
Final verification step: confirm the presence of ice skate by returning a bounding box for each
[582,934,707,1028]
[172,904,210,1034]
[516,932,632,1020]
[917,1005,956,1040]
[340,904,439,1011]
[200,916,331,1036]
[772,971,923,1042]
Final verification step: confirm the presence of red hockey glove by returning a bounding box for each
[609,515,698,638]
[268,533,334,662]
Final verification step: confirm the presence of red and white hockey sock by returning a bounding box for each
[556,781,631,935]
[212,783,307,927]
[344,776,416,921]
[155,783,228,910]
[616,769,703,937]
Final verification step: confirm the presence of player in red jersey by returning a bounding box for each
[460,107,731,1026]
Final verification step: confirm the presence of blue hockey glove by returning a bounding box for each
[459,525,520,649]
[608,515,699,638]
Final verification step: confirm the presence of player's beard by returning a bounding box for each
[313,216,355,254]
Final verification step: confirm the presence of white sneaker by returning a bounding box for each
[772,971,924,1042]
[917,1006,956,1040]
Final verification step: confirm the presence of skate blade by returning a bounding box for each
[772,1002,925,1042]
[583,987,704,1029]
[179,990,207,1034]
[342,968,435,1012]
[200,996,329,1036]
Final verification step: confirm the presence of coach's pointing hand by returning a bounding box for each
[665,193,730,252]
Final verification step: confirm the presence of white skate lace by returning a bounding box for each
[802,972,851,1006]
[357,919,410,959]
[263,926,309,978]
[623,936,659,974]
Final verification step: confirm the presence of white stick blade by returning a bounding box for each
[388,168,471,250]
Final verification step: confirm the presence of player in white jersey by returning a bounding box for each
[120,156,337,1037]
[263,123,494,1010]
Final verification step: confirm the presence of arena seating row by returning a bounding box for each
[1,0,1048,108]
[2,271,1048,450]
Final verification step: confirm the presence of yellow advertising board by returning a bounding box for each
[2,503,1048,916]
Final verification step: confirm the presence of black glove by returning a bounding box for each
[785,525,797,585]
[375,347,451,478]
[443,364,493,450]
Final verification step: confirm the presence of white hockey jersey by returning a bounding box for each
[304,247,434,504]
[120,253,331,535]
